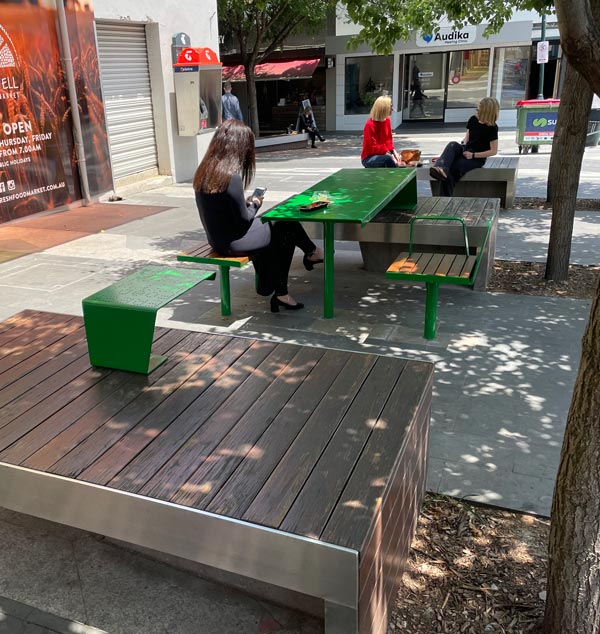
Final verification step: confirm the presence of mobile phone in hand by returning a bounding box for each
[252,187,267,198]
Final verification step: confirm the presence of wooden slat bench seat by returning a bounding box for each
[427,157,519,208]
[82,265,215,374]
[177,241,251,317]
[386,215,493,339]
[0,311,434,634]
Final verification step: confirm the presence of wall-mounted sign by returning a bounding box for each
[417,26,477,48]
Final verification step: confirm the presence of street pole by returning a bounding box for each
[537,14,546,100]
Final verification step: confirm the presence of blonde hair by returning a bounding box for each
[370,95,392,122]
[477,97,500,126]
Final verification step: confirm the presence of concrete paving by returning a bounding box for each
[0,128,598,633]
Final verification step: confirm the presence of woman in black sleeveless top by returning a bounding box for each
[429,97,500,197]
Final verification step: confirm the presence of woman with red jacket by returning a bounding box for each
[361,96,404,168]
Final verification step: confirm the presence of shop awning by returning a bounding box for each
[223,58,320,82]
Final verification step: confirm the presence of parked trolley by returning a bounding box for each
[515,98,560,154]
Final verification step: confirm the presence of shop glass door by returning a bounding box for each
[403,53,447,121]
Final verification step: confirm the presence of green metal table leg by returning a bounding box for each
[83,303,159,373]
[219,265,231,316]
[323,222,335,319]
[424,282,439,340]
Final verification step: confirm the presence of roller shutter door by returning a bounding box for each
[96,22,158,179]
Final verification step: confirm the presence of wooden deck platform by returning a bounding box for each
[0,311,433,634]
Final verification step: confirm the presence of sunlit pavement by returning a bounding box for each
[0,129,598,633]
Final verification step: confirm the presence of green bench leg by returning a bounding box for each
[219,265,232,316]
[83,303,162,374]
[424,282,439,340]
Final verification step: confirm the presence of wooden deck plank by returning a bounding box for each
[321,361,433,549]
[0,330,192,464]
[0,312,74,355]
[279,356,407,538]
[242,352,377,529]
[135,343,300,501]
[80,337,255,485]
[22,330,208,471]
[0,341,90,429]
[0,321,84,381]
[48,333,229,479]
[206,349,351,518]
[169,346,326,511]
[108,340,276,493]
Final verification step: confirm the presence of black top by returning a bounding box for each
[195,173,262,254]
[465,116,498,153]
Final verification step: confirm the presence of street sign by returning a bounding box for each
[537,41,549,64]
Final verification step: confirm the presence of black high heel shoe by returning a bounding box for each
[303,252,324,271]
[270,294,304,313]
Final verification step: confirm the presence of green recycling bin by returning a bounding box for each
[516,98,560,154]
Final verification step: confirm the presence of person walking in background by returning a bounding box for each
[221,81,244,121]
[361,95,404,168]
[429,97,499,196]
[297,105,325,148]
[193,120,323,313]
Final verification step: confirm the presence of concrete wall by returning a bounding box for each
[93,0,219,182]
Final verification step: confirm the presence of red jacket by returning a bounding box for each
[361,118,394,160]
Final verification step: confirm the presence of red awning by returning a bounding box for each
[223,58,320,82]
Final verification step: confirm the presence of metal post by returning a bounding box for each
[537,15,546,100]
[55,0,92,205]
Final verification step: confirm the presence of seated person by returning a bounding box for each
[429,97,499,196]
[193,120,323,313]
[361,96,405,168]
[297,106,325,148]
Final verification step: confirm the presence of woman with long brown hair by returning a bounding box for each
[193,120,323,312]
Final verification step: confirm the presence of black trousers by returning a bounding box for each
[230,220,316,296]
[435,141,485,196]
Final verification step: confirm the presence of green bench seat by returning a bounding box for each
[82,265,215,374]
[386,215,492,340]
[177,242,251,317]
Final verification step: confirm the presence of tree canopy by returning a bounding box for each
[342,0,552,53]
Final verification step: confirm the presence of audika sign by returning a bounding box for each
[0,0,111,224]
[524,112,557,142]
[417,26,476,47]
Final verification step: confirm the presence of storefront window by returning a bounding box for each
[446,49,490,109]
[491,46,530,109]
[345,56,393,114]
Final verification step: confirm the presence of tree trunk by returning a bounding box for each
[244,62,260,137]
[544,272,600,633]
[545,62,593,281]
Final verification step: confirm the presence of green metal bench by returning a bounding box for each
[386,215,493,340]
[177,242,251,317]
[82,265,215,374]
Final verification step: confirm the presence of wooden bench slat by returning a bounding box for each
[79,337,255,486]
[242,353,377,528]
[135,343,301,502]
[168,346,325,511]
[107,340,275,494]
[0,329,186,464]
[48,333,224,479]
[205,349,351,519]
[421,253,445,276]
[279,356,407,538]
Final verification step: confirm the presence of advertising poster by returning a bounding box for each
[0,0,111,223]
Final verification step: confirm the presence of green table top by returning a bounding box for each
[83,265,215,310]
[262,168,416,226]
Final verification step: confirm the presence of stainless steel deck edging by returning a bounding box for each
[0,462,359,610]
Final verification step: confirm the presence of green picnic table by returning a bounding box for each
[262,168,417,318]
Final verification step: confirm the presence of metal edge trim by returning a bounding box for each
[0,462,358,608]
